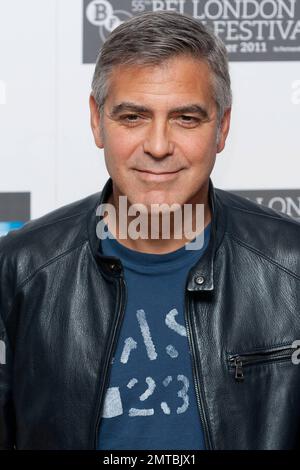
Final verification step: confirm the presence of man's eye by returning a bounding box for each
[178,115,200,125]
[120,114,141,124]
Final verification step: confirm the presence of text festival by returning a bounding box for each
[147,0,300,41]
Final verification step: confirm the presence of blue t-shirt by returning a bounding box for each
[97,224,211,450]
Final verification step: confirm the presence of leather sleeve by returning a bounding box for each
[0,236,17,450]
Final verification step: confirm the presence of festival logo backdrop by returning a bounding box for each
[83,0,300,63]
[231,189,300,221]
[0,193,31,237]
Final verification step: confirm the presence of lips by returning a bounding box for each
[135,169,181,175]
[133,168,183,182]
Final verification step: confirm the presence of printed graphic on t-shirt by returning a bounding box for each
[101,307,190,419]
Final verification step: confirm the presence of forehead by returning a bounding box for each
[105,56,215,108]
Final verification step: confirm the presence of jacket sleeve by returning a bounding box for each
[0,236,16,449]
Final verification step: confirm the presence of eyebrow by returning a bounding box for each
[109,101,209,120]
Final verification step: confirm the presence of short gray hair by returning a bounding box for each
[91,11,232,126]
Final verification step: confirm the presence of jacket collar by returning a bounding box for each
[88,177,226,291]
[186,178,226,292]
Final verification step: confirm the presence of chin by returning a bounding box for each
[140,192,181,208]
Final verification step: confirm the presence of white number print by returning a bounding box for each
[101,307,190,418]
[102,375,190,418]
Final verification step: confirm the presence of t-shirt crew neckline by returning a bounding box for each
[100,222,211,274]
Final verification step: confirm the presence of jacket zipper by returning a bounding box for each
[184,292,212,450]
[93,276,127,449]
[228,346,295,383]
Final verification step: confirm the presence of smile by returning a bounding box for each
[134,169,183,181]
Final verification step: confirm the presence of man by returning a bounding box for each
[0,11,300,451]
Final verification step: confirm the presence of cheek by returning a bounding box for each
[181,139,217,166]
[178,127,218,155]
[103,136,139,182]
[106,129,139,162]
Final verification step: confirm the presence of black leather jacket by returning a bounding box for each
[1,177,300,450]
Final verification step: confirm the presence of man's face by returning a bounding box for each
[90,55,230,209]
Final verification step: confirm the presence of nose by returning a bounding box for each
[143,120,174,159]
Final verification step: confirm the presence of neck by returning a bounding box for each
[103,185,212,254]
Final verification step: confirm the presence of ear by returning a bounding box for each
[216,107,231,154]
[89,94,104,149]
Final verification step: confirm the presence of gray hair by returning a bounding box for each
[91,11,232,127]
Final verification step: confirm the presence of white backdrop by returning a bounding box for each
[0,0,299,220]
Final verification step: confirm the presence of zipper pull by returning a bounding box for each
[233,357,244,382]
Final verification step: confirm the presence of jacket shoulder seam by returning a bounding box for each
[0,211,89,255]
[228,232,300,282]
[16,240,88,291]
[3,241,88,328]
[19,211,88,236]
